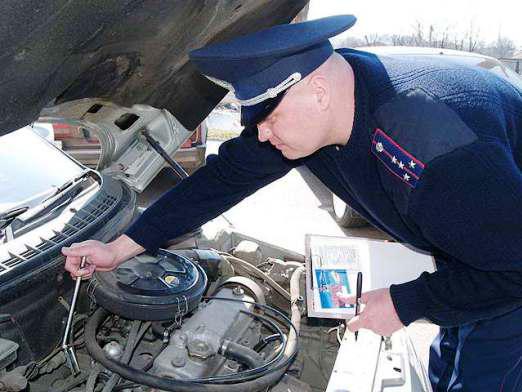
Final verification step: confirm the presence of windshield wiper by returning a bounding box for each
[0,206,30,231]
[42,170,94,203]
[2,171,96,241]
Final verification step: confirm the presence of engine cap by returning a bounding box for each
[115,253,199,296]
[92,250,207,321]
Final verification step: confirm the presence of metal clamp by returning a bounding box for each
[162,296,189,343]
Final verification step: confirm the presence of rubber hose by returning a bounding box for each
[286,266,306,377]
[102,320,141,392]
[85,307,298,392]
[196,308,288,384]
[221,340,265,369]
[253,334,280,352]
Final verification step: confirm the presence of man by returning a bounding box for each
[62,15,522,391]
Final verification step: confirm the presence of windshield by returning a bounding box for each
[0,126,85,213]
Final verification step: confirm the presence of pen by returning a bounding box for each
[355,271,363,341]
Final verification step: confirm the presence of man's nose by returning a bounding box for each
[257,122,272,142]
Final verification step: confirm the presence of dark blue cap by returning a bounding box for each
[189,15,357,125]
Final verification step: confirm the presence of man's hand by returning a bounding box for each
[62,235,145,278]
[337,288,404,337]
[62,240,119,278]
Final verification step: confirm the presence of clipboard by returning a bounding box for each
[305,234,435,319]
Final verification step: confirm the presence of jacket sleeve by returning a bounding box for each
[124,126,300,251]
[390,139,522,326]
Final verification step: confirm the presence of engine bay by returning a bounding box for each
[0,238,341,392]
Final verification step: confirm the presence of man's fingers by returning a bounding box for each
[74,264,96,279]
[62,244,94,257]
[336,292,368,305]
[62,243,95,277]
[64,258,79,273]
[337,293,356,304]
[346,315,363,333]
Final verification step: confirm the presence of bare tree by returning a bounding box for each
[453,35,464,51]
[428,24,435,47]
[390,34,414,46]
[413,21,424,46]
[338,36,365,48]
[487,36,517,58]
[336,20,517,59]
[364,33,384,46]
[462,21,481,52]
[438,26,451,49]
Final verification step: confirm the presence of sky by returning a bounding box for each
[308,0,522,49]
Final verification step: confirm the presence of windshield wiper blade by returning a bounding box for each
[0,206,30,230]
[42,170,94,203]
[3,171,95,238]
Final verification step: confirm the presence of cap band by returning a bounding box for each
[204,75,235,92]
[205,72,302,106]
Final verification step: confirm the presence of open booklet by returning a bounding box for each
[305,234,435,319]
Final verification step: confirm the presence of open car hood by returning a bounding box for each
[0,0,307,137]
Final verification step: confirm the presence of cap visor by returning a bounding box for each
[240,90,287,126]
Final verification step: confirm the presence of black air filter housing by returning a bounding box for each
[92,249,207,321]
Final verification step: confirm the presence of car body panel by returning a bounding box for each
[48,112,209,175]
[39,99,195,192]
[0,0,308,137]
[361,46,522,89]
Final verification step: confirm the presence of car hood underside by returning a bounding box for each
[0,0,307,136]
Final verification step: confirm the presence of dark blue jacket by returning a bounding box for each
[126,49,522,327]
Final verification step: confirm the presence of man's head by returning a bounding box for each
[257,52,355,159]
[189,15,357,159]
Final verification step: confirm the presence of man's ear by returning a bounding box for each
[309,74,330,111]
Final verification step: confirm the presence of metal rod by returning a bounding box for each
[61,256,87,375]
[62,256,86,349]
[142,129,189,179]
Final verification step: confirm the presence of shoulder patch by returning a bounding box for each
[371,128,425,188]
[373,88,478,165]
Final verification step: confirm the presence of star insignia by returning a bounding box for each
[372,128,425,189]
